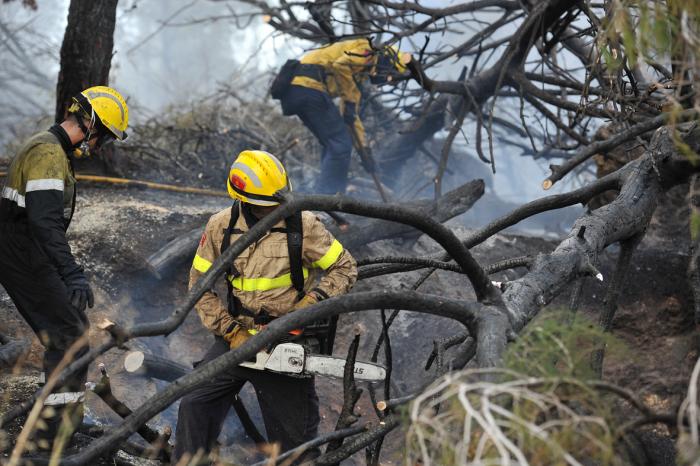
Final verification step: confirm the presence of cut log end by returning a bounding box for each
[124,351,146,373]
[376,400,387,411]
[542,179,553,190]
[98,319,115,331]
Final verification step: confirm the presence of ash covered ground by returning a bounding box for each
[0,177,695,465]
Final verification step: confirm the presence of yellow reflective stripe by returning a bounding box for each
[312,239,343,270]
[230,268,309,292]
[192,254,212,273]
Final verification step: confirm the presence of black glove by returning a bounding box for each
[63,269,94,313]
[343,102,356,126]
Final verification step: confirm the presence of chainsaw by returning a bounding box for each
[239,342,386,382]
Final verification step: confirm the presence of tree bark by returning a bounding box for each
[55,0,118,174]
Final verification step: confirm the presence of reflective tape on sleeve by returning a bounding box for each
[312,239,343,270]
[26,179,64,192]
[230,268,309,292]
[192,254,213,273]
[1,187,25,207]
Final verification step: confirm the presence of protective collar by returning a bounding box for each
[48,124,76,156]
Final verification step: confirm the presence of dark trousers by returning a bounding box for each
[281,85,353,194]
[173,338,320,464]
[0,227,89,440]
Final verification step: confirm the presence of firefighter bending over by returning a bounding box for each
[273,38,409,194]
[0,86,129,448]
[173,150,357,463]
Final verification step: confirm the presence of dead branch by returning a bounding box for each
[1,191,494,433]
[47,291,479,465]
[325,332,363,461]
[248,425,367,466]
[143,180,484,280]
[312,416,401,465]
[90,364,171,461]
[357,255,532,280]
[364,169,621,282]
[591,234,643,377]
[499,124,700,355]
[542,108,698,189]
[331,179,485,249]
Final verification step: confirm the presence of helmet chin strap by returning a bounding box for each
[73,108,96,158]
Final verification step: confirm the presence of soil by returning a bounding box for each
[0,173,696,465]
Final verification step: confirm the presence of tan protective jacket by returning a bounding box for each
[290,38,375,147]
[189,204,357,337]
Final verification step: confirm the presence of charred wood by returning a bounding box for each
[312,416,401,465]
[145,226,203,280]
[332,180,484,249]
[689,174,700,324]
[123,350,267,444]
[47,291,479,466]
[357,255,532,280]
[144,179,484,280]
[591,235,642,377]
[2,191,493,433]
[123,350,190,381]
[499,124,700,361]
[0,332,30,369]
[90,364,171,461]
[325,333,363,462]
[248,425,367,466]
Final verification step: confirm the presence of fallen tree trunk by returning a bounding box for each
[489,124,700,363]
[123,351,190,381]
[144,179,484,278]
[145,227,202,279]
[123,350,267,444]
[331,179,485,249]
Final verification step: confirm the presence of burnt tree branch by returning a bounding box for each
[47,292,479,465]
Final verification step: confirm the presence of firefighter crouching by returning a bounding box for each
[273,38,410,194]
[0,86,129,449]
[173,150,357,463]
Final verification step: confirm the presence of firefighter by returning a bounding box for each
[277,38,409,194]
[173,150,357,464]
[0,86,129,447]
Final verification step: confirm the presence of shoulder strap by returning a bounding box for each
[221,201,242,317]
[285,211,304,298]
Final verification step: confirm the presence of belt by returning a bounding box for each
[295,63,326,82]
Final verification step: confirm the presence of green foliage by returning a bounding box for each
[691,211,700,241]
[405,311,631,466]
[599,1,686,71]
[504,309,625,380]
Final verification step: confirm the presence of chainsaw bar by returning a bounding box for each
[305,355,386,382]
[239,343,386,382]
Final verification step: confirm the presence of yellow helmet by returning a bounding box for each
[227,150,290,206]
[371,45,410,84]
[69,85,129,140]
[386,45,410,73]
